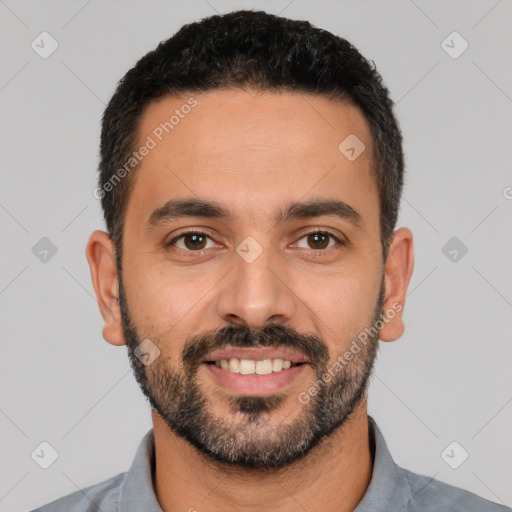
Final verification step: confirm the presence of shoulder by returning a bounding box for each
[402,467,510,512]
[29,472,125,512]
[367,417,509,511]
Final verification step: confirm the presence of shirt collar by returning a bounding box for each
[118,428,162,511]
[355,416,412,511]
[118,416,409,511]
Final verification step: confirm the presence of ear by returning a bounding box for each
[379,227,414,342]
[85,230,126,346]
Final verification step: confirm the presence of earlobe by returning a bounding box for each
[379,227,414,343]
[85,230,126,346]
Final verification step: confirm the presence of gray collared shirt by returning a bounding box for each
[30,417,509,511]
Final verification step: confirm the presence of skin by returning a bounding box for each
[86,89,414,512]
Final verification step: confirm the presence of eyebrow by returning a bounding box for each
[147,197,364,229]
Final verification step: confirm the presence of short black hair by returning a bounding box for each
[98,9,404,264]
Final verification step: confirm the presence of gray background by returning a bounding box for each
[0,0,511,510]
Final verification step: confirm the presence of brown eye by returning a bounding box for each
[307,232,330,249]
[167,232,215,251]
[183,233,207,250]
[295,231,341,251]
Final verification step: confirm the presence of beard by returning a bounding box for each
[118,271,383,470]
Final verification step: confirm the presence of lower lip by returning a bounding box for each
[202,363,309,395]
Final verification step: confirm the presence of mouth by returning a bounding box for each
[204,358,304,375]
[200,347,311,395]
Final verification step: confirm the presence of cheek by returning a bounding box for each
[124,263,222,360]
[124,259,204,322]
[298,269,381,348]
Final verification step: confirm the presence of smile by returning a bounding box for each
[206,358,303,375]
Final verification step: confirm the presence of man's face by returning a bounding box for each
[118,90,384,468]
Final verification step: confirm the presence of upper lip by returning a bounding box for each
[202,346,311,364]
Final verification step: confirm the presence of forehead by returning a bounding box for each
[126,89,378,229]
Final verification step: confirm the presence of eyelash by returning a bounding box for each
[165,228,345,255]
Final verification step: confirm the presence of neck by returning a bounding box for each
[151,402,373,512]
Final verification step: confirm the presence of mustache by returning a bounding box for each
[182,323,329,369]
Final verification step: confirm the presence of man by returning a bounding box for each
[31,9,508,512]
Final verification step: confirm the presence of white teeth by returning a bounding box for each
[255,359,273,375]
[239,359,256,374]
[214,358,295,374]
[272,359,283,372]
[229,358,240,373]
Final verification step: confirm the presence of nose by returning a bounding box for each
[215,243,297,329]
